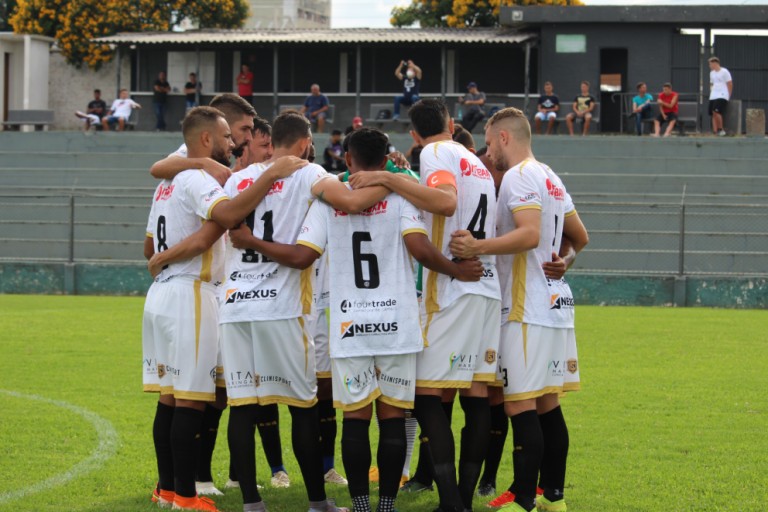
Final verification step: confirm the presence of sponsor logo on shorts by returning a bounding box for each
[258,374,292,387]
[164,364,180,377]
[378,370,411,388]
[339,298,397,313]
[229,269,278,282]
[485,349,497,364]
[229,370,255,387]
[449,352,476,372]
[344,366,376,392]
[340,320,398,339]
[209,368,217,382]
[236,178,254,192]
[225,288,278,304]
[157,363,166,378]
[567,358,578,374]
[548,360,564,378]
[549,294,575,310]
[459,158,492,180]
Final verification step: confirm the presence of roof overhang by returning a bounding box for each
[95,27,536,46]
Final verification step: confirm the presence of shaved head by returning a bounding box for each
[485,107,531,146]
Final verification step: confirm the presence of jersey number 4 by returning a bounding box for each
[352,231,380,289]
[242,210,274,263]
[467,194,488,240]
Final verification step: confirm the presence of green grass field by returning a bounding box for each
[1,295,766,512]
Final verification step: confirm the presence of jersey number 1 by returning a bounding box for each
[242,210,274,263]
[352,231,380,289]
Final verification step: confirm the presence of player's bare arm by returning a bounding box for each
[147,221,226,278]
[348,171,457,216]
[228,224,319,270]
[211,156,307,229]
[449,208,541,259]
[311,176,388,214]
[403,232,483,282]
[150,155,232,186]
[143,236,155,261]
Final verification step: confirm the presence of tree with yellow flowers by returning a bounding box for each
[9,0,248,69]
[391,0,583,28]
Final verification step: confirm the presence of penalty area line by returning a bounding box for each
[0,389,119,505]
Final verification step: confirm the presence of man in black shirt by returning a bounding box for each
[74,89,108,131]
[393,59,422,120]
[184,73,201,109]
[153,71,171,131]
[534,81,560,135]
[565,81,596,136]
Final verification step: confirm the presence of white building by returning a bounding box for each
[245,0,330,29]
[0,33,54,126]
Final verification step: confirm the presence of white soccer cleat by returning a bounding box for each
[323,468,348,485]
[195,481,224,496]
[224,479,239,489]
[271,470,291,488]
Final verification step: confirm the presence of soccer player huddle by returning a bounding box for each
[142,93,589,512]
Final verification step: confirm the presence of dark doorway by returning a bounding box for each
[599,48,628,132]
[3,53,9,122]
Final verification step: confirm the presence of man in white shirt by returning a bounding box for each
[708,56,733,136]
[101,88,141,131]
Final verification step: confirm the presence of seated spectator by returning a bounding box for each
[101,89,141,131]
[323,130,347,174]
[534,81,559,135]
[393,59,421,120]
[300,83,329,133]
[632,82,654,135]
[74,89,107,131]
[345,115,363,135]
[457,81,486,133]
[184,73,202,109]
[653,82,679,137]
[566,81,596,136]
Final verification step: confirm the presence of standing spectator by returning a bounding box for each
[237,64,254,103]
[393,59,422,120]
[708,56,733,136]
[101,89,141,131]
[534,81,560,135]
[323,130,347,174]
[457,82,486,133]
[300,84,330,133]
[184,73,201,109]
[565,81,596,136]
[653,82,679,137]
[74,89,107,131]
[345,115,363,136]
[153,71,171,131]
[631,82,654,136]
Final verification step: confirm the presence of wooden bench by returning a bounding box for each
[365,103,412,126]
[453,102,506,132]
[636,101,699,135]
[279,104,335,125]
[554,102,601,133]
[2,110,54,131]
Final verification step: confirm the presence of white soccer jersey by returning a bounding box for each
[419,140,500,314]
[496,159,576,329]
[297,192,427,358]
[145,170,228,284]
[219,161,332,323]
[709,67,732,100]
[313,253,330,309]
[172,143,188,158]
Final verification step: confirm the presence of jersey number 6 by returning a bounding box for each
[352,231,380,289]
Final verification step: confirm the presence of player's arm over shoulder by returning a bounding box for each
[147,221,226,278]
[312,173,388,214]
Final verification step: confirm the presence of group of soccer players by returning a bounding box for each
[141,92,589,512]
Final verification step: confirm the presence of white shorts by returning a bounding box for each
[220,318,317,407]
[498,322,580,401]
[331,353,417,412]
[535,112,557,121]
[142,278,220,401]
[305,307,331,378]
[417,295,501,388]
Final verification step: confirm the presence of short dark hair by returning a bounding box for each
[94,89,101,94]
[452,127,475,151]
[663,82,672,89]
[636,82,646,90]
[272,111,311,148]
[581,81,590,87]
[182,106,224,146]
[331,129,342,136]
[252,115,271,136]
[346,128,389,170]
[476,146,487,157]
[709,56,720,64]
[409,98,450,139]
[209,93,256,125]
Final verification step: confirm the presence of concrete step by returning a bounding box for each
[0,131,185,154]
[0,238,144,261]
[542,155,767,175]
[0,152,165,170]
[0,222,145,241]
[586,230,768,252]
[0,168,158,188]
[564,173,768,196]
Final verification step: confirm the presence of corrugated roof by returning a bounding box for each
[95,27,535,45]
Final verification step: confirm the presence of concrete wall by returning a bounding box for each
[0,34,53,123]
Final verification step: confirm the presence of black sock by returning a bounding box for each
[410,432,433,485]
[539,406,569,502]
[414,395,463,512]
[480,402,509,487]
[342,419,372,501]
[377,417,406,499]
[458,396,490,509]
[510,410,544,511]
[441,399,454,423]
[153,402,175,492]
[255,403,284,471]
[171,406,204,498]
[289,405,325,502]
[195,404,223,482]
[318,398,338,473]
[228,405,261,504]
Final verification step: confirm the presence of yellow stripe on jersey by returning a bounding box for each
[300,266,314,315]
[402,228,428,237]
[146,232,153,238]
[194,279,202,363]
[509,253,527,322]
[565,209,577,218]
[206,196,229,220]
[297,240,324,255]
[200,244,213,282]
[511,205,542,214]
[425,214,446,315]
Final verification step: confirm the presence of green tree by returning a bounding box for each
[9,0,248,69]
[391,0,583,28]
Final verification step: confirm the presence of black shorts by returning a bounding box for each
[656,112,678,123]
[709,99,728,116]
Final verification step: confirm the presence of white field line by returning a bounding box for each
[0,389,119,505]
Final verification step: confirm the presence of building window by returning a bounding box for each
[556,34,587,53]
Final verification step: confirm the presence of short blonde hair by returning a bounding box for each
[485,107,531,144]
